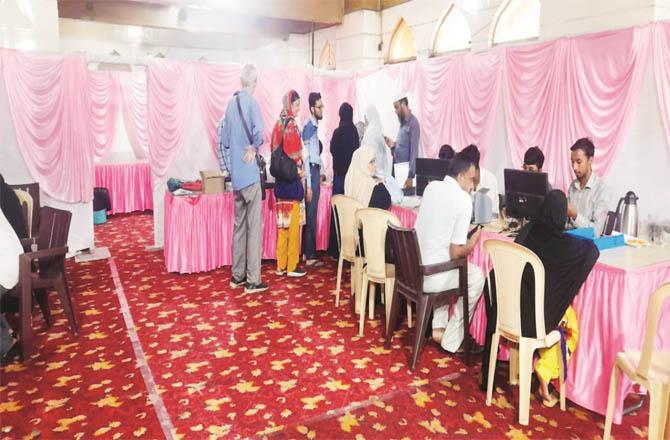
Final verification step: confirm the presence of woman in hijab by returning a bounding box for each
[344,145,391,210]
[272,90,307,278]
[361,105,402,203]
[481,190,599,405]
[330,102,359,196]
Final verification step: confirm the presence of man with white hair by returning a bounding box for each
[217,64,268,293]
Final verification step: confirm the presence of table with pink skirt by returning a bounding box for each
[163,183,332,274]
[94,162,153,214]
[390,204,670,424]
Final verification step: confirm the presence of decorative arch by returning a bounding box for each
[490,0,540,46]
[387,18,416,64]
[319,40,336,70]
[431,3,471,55]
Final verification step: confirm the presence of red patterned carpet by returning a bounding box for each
[1,212,652,439]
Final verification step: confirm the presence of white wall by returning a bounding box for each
[0,0,59,51]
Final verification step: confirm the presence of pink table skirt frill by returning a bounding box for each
[94,162,153,214]
[164,184,333,274]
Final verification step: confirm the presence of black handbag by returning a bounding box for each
[270,120,299,183]
[235,93,267,200]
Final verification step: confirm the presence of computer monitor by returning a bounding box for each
[416,158,450,196]
[504,169,549,220]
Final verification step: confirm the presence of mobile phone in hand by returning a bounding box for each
[467,224,483,239]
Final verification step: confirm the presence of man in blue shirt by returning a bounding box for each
[217,64,268,294]
[301,92,324,265]
[385,96,421,190]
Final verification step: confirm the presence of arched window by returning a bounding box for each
[387,18,416,63]
[319,40,336,70]
[490,0,540,46]
[431,3,471,55]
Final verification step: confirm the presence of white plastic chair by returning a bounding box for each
[331,195,364,308]
[604,282,670,440]
[484,239,566,426]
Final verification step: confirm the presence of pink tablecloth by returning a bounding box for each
[94,162,153,214]
[389,204,670,423]
[164,184,332,274]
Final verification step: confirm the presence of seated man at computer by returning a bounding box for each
[438,144,455,160]
[460,144,500,215]
[522,146,552,190]
[567,138,610,235]
[415,153,485,353]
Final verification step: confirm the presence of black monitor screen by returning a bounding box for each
[416,158,450,196]
[504,169,549,219]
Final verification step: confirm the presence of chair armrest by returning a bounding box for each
[20,238,32,252]
[20,246,69,262]
[421,257,467,276]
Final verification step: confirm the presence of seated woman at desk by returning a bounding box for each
[481,190,599,406]
[345,145,391,210]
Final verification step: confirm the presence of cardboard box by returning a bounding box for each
[200,170,226,194]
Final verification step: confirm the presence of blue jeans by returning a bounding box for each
[302,164,321,260]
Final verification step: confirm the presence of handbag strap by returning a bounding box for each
[236,93,265,169]
[235,93,254,145]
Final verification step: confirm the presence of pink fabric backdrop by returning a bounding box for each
[163,184,332,273]
[89,71,120,160]
[94,163,153,214]
[118,72,149,160]
[502,26,652,191]
[653,21,670,155]
[1,49,94,202]
[147,60,195,179]
[192,63,242,156]
[415,53,502,159]
[390,205,670,423]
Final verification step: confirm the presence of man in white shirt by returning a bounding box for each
[415,153,485,353]
[567,138,610,236]
[460,144,500,215]
[1,208,23,357]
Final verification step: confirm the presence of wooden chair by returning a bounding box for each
[355,208,401,336]
[332,195,364,308]
[384,223,470,371]
[604,283,670,440]
[13,189,33,238]
[9,182,40,237]
[483,239,566,426]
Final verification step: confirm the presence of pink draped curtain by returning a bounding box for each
[653,21,670,155]
[1,49,94,202]
[147,60,195,178]
[119,72,149,160]
[193,63,242,156]
[89,71,120,160]
[502,26,651,191]
[415,52,502,159]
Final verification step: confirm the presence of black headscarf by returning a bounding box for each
[515,190,600,336]
[0,174,28,239]
[330,102,359,177]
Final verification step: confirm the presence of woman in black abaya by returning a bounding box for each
[481,190,599,403]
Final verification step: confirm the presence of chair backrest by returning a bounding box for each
[388,223,424,299]
[37,207,72,271]
[13,189,33,238]
[356,208,400,280]
[484,239,548,341]
[636,282,670,380]
[9,182,40,237]
[332,195,364,259]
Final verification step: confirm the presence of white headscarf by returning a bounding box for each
[344,145,378,206]
[361,105,392,179]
